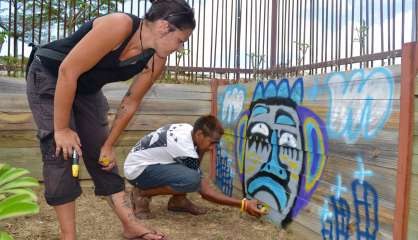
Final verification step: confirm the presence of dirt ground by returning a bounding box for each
[3,181,297,240]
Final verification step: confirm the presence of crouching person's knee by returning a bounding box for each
[172,170,201,193]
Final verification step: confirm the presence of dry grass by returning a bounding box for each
[3,181,298,240]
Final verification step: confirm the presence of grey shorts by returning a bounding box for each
[128,163,202,193]
[26,58,125,206]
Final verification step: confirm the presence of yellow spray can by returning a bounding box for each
[100,157,110,167]
[72,150,79,178]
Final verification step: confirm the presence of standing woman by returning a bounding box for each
[26,0,195,239]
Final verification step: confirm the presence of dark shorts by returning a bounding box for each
[26,58,125,206]
[128,163,202,193]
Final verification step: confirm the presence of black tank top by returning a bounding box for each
[39,13,155,94]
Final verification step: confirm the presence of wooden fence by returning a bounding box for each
[211,43,418,240]
[0,80,211,179]
[0,43,417,240]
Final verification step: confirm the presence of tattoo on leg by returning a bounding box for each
[122,192,133,209]
[127,212,141,224]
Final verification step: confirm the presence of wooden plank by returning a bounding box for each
[0,112,35,130]
[0,113,200,131]
[0,79,211,100]
[415,74,418,95]
[219,99,401,138]
[103,83,211,101]
[415,109,418,136]
[126,114,200,131]
[287,220,321,240]
[104,82,212,96]
[0,130,151,148]
[413,154,418,175]
[415,98,418,136]
[108,98,210,116]
[409,174,418,213]
[218,73,401,101]
[414,136,418,154]
[222,131,399,171]
[0,146,132,180]
[407,208,418,240]
[0,96,211,115]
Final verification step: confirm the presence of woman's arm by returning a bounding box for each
[53,13,133,160]
[100,55,167,170]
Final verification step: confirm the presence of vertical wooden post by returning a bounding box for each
[209,79,229,180]
[394,42,417,240]
[210,79,219,180]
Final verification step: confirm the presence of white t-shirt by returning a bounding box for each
[124,123,199,180]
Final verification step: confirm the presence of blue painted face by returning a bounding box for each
[245,99,303,223]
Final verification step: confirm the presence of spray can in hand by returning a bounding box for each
[257,203,269,214]
[72,149,80,178]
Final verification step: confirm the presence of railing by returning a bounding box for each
[0,0,416,80]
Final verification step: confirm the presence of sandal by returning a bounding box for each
[123,231,166,240]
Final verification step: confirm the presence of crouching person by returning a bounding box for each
[124,115,266,219]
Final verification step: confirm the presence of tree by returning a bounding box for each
[0,0,118,57]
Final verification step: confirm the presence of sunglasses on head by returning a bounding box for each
[163,10,194,20]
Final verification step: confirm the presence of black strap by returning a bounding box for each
[118,48,156,67]
[33,45,155,68]
[35,48,67,62]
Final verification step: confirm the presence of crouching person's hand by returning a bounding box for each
[245,199,268,217]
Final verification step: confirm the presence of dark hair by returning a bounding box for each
[193,115,224,137]
[146,0,196,31]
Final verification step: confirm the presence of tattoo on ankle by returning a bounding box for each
[127,212,141,223]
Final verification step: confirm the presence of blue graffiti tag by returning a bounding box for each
[320,156,380,240]
[218,85,246,126]
[330,195,351,240]
[325,68,394,144]
[320,199,334,240]
[352,157,379,240]
[329,174,351,240]
[215,142,234,196]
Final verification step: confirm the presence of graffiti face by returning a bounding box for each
[245,98,303,223]
[233,79,328,226]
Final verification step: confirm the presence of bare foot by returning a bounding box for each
[167,195,207,215]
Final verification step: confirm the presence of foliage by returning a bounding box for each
[0,0,117,44]
[354,20,368,57]
[0,164,39,240]
[294,41,310,66]
[173,48,190,83]
[0,27,8,54]
[0,27,8,43]
[246,52,266,82]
